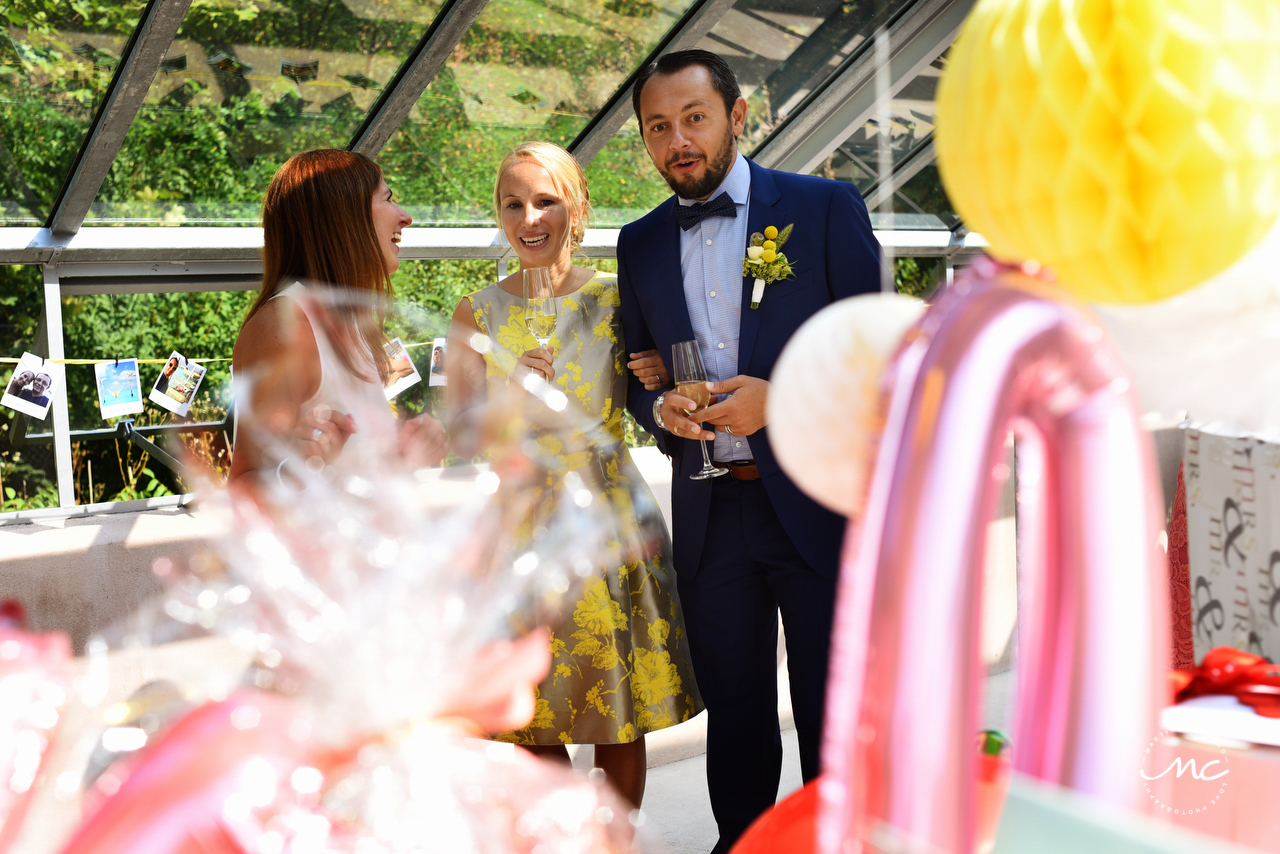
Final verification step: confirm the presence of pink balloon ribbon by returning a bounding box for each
[819,261,1169,854]
[60,691,307,854]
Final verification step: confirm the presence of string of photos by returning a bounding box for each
[0,336,447,424]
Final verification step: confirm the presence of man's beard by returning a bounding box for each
[659,126,737,200]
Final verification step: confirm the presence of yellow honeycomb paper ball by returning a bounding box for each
[936,0,1280,304]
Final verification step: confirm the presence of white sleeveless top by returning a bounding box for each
[256,282,398,462]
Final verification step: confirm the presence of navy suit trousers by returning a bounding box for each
[676,477,837,854]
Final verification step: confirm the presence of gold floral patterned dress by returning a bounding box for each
[468,271,703,745]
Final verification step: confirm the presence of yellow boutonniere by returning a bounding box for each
[742,224,795,308]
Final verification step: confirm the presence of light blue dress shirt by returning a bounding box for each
[677,152,752,463]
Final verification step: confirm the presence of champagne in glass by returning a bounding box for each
[675,380,711,412]
[671,340,728,480]
[523,267,557,348]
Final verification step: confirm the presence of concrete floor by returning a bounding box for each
[642,727,804,854]
[620,667,1015,854]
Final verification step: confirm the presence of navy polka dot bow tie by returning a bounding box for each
[673,192,738,231]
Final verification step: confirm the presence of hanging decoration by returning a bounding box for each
[936,0,1280,304]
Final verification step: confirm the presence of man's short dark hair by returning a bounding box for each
[632,49,741,132]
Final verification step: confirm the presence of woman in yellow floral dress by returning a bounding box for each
[447,142,702,807]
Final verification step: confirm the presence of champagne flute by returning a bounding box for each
[523,267,557,348]
[671,340,728,480]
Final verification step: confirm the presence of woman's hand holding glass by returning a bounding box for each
[517,346,555,382]
[293,407,358,467]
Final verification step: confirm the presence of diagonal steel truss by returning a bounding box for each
[348,0,491,157]
[45,0,194,236]
[753,0,971,195]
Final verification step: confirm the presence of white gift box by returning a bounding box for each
[1184,427,1280,664]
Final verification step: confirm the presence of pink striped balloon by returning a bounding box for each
[819,260,1168,854]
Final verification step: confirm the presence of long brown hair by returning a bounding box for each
[246,149,392,381]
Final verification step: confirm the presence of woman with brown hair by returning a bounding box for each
[231,149,445,483]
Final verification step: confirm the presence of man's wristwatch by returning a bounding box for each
[653,393,668,432]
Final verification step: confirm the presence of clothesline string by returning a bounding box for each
[0,340,435,366]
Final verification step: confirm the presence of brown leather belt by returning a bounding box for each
[720,460,760,481]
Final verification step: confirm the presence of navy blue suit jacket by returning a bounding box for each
[617,159,882,580]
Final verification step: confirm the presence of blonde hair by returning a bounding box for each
[494,141,592,256]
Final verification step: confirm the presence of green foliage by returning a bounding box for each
[60,289,252,429]
[0,263,55,507]
[392,258,495,322]
[0,0,149,220]
[177,0,425,54]
[0,450,56,511]
[109,464,173,502]
[894,256,942,299]
[1,481,58,511]
[3,0,683,221]
[0,264,40,356]
[604,0,657,17]
[2,0,147,34]
[582,125,670,216]
[623,411,654,448]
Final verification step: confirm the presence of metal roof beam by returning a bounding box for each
[0,226,983,272]
[862,133,936,211]
[753,0,973,175]
[569,0,738,168]
[45,0,193,236]
[348,0,491,157]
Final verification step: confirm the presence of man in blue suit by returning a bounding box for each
[617,50,881,851]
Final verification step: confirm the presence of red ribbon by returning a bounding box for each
[1172,646,1280,718]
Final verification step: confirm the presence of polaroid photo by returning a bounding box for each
[428,337,447,387]
[1,352,56,421]
[95,358,144,419]
[383,336,423,400]
[148,351,206,417]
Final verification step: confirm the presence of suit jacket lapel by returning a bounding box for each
[739,160,781,375]
[651,199,697,347]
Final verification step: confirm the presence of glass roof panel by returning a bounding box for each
[583,116,671,226]
[816,48,956,230]
[889,162,958,229]
[722,0,919,152]
[84,0,444,227]
[586,0,924,224]
[819,50,943,193]
[1,3,149,225]
[379,0,700,224]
